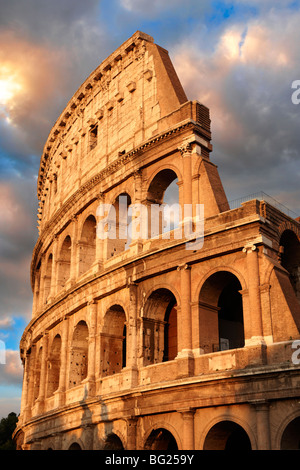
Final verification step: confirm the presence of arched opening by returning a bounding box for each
[47,335,61,397]
[43,254,52,304]
[143,289,177,365]
[104,433,124,450]
[101,305,126,377]
[68,442,82,450]
[163,302,178,362]
[199,271,244,353]
[144,428,178,450]
[57,235,71,291]
[147,169,179,237]
[279,230,300,302]
[203,421,251,450]
[79,215,96,275]
[280,416,300,449]
[69,321,89,388]
[106,193,131,258]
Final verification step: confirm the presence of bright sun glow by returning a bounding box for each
[0,71,22,106]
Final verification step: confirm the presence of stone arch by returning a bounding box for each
[202,419,252,450]
[146,165,182,202]
[198,270,245,353]
[279,229,300,302]
[69,320,89,388]
[276,410,300,450]
[105,192,132,258]
[146,168,180,237]
[46,334,61,397]
[103,432,125,450]
[78,214,96,276]
[68,442,82,450]
[101,305,127,377]
[57,235,72,291]
[142,287,178,365]
[144,426,179,450]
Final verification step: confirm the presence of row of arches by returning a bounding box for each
[34,168,180,311]
[49,415,300,450]
[32,270,246,403]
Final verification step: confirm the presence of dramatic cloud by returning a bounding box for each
[173,7,300,211]
[0,0,300,418]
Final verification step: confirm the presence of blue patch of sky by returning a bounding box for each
[205,0,258,27]
[0,317,27,351]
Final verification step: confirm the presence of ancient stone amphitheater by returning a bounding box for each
[14,31,300,450]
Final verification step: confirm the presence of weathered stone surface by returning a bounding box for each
[14,31,300,451]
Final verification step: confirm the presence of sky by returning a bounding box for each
[0,0,300,419]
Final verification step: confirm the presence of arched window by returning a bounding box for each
[280,416,300,449]
[147,169,179,237]
[101,305,126,376]
[199,271,244,353]
[57,236,71,291]
[79,215,96,275]
[69,321,89,388]
[47,335,61,397]
[203,421,251,450]
[143,289,177,365]
[106,193,131,258]
[279,230,300,302]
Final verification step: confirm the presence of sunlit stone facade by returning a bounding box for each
[14,31,300,450]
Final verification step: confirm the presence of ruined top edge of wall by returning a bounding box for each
[37,31,188,198]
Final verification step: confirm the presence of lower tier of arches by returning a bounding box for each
[15,393,300,450]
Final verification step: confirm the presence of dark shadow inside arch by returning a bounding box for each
[144,428,178,450]
[279,230,300,302]
[68,442,82,450]
[203,421,251,450]
[280,416,300,449]
[199,271,244,353]
[104,433,124,450]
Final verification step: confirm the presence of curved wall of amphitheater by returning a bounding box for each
[14,31,300,450]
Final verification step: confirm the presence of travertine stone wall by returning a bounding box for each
[14,31,300,451]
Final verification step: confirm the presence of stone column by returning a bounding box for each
[253,400,271,449]
[36,333,49,413]
[243,243,264,343]
[49,235,58,300]
[87,300,97,396]
[177,263,192,353]
[22,345,35,422]
[70,215,78,283]
[126,417,138,450]
[179,142,193,208]
[38,253,46,311]
[180,409,195,450]
[95,193,105,268]
[57,316,69,406]
[127,282,138,369]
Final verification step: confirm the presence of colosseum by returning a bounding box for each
[14,31,300,450]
